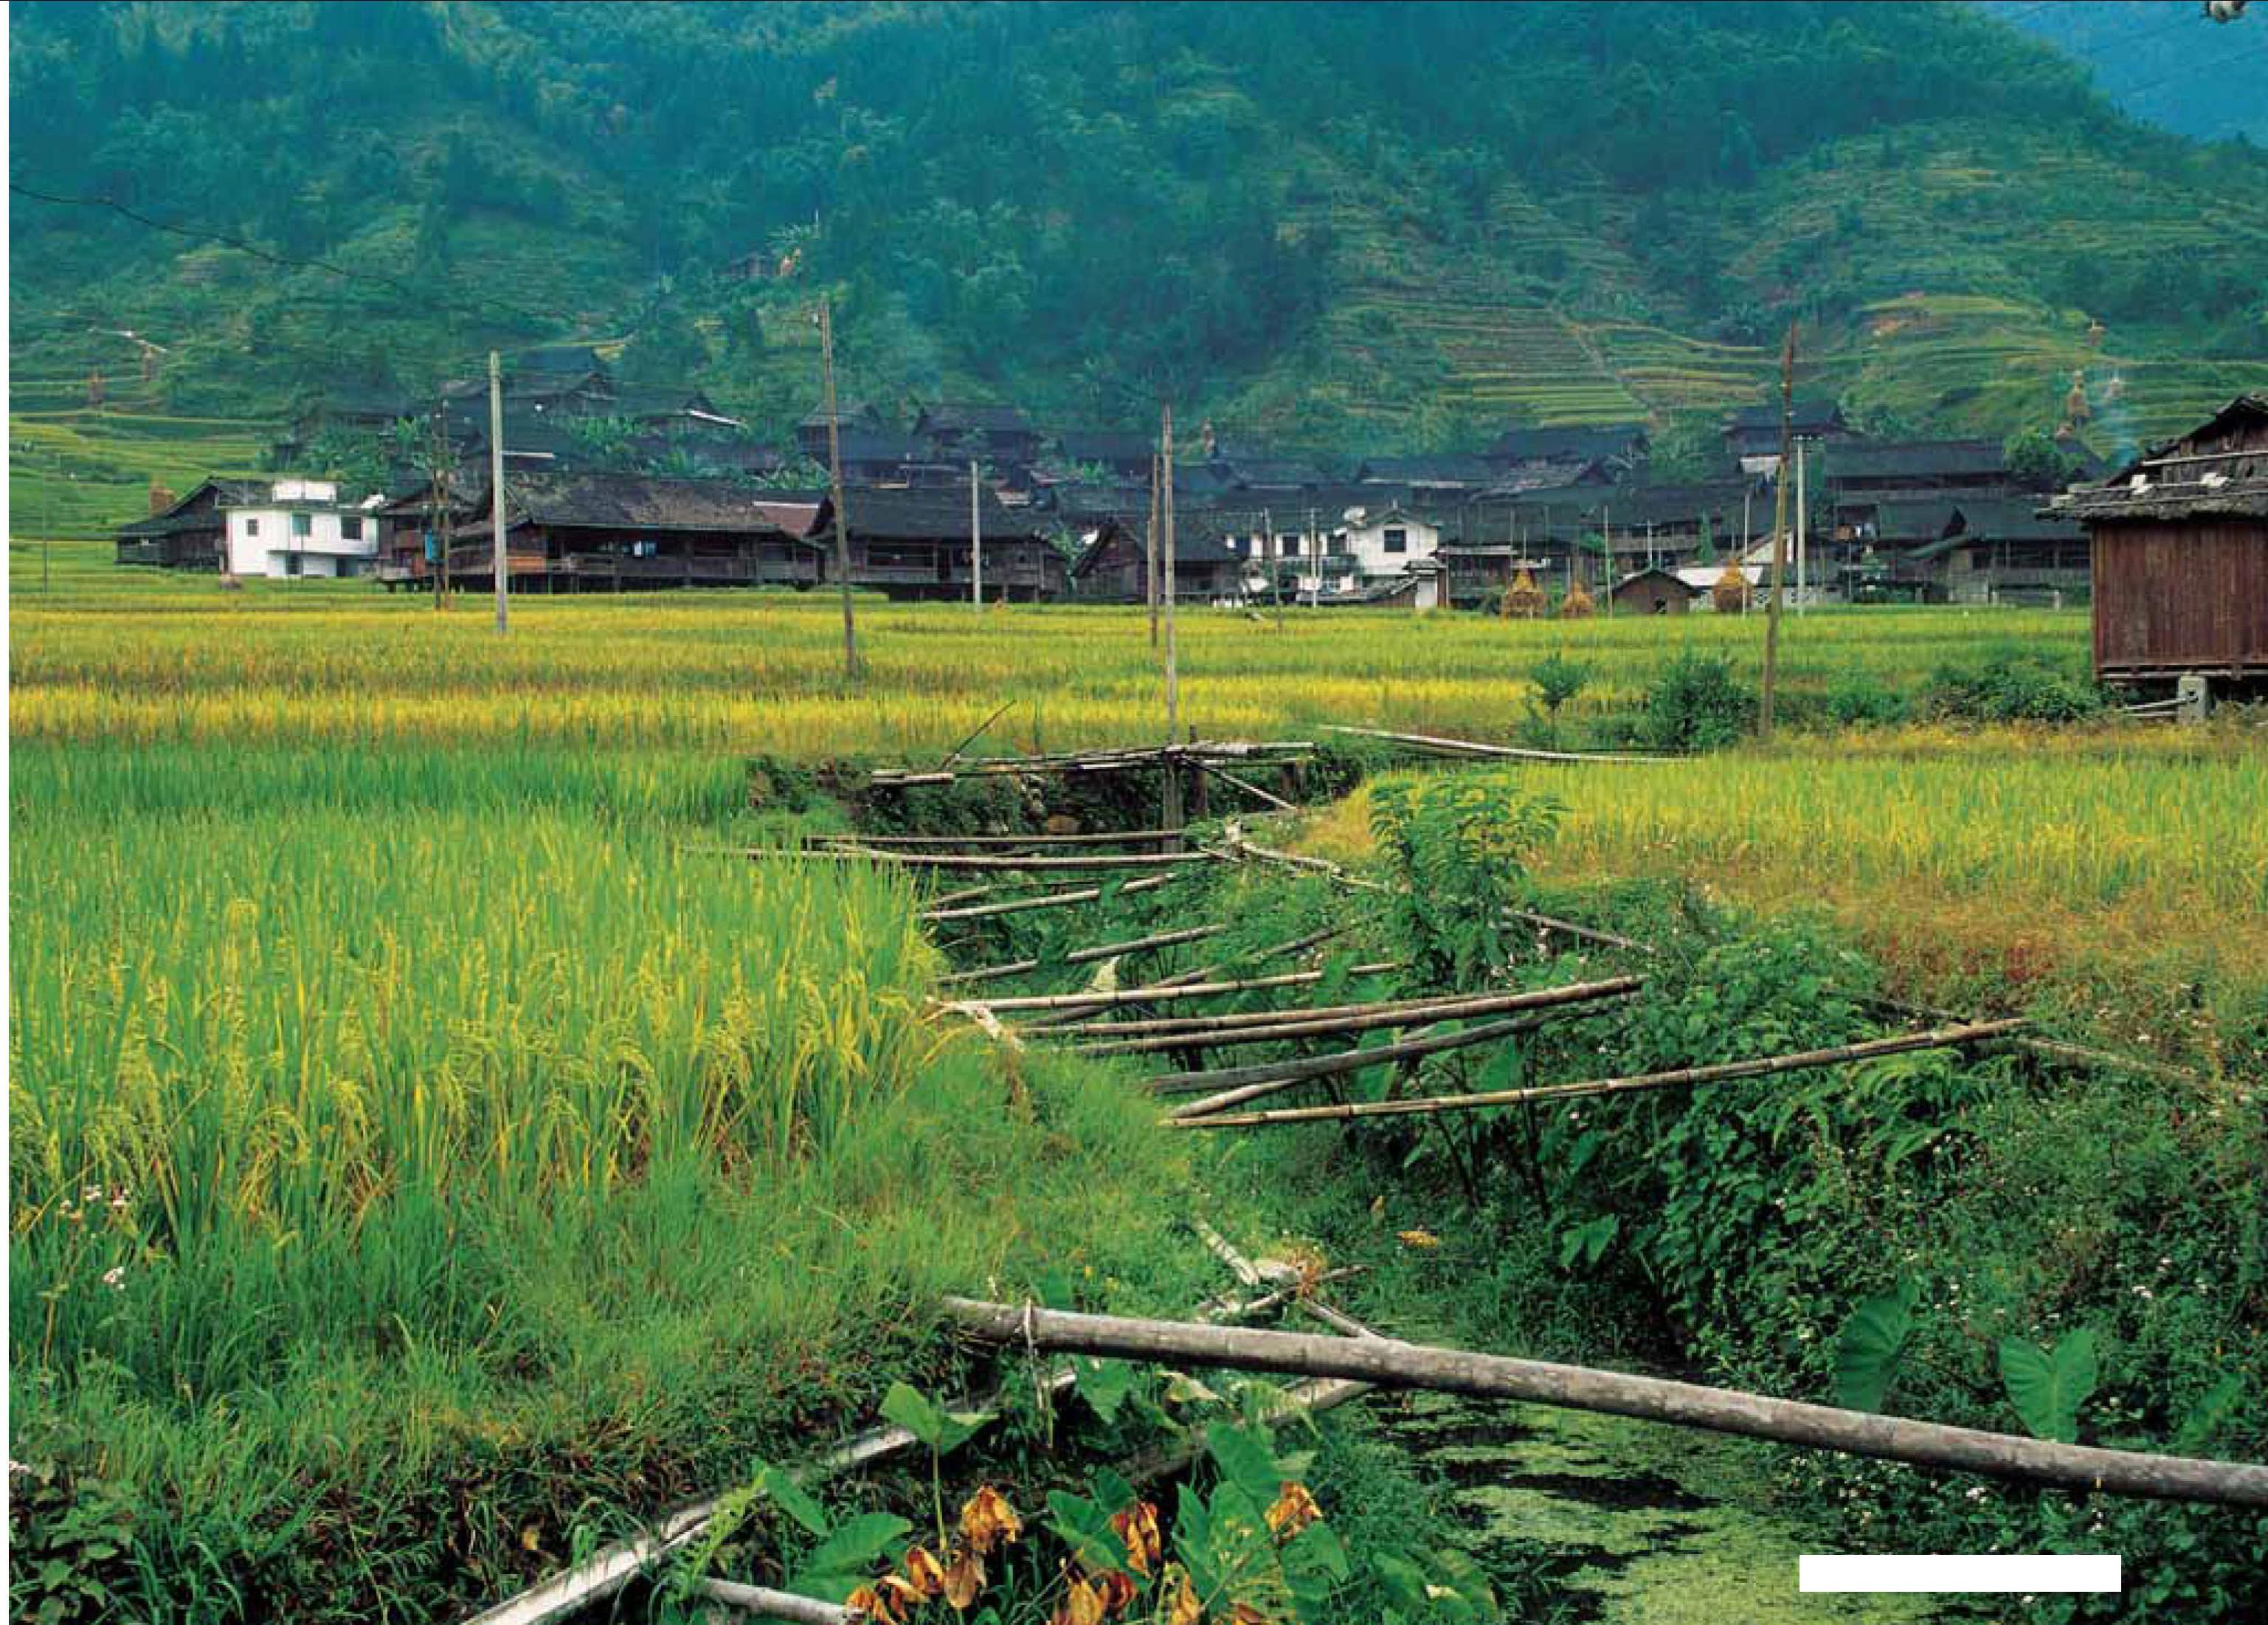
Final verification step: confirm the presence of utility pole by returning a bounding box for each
[488,350,508,635]
[1740,484,1752,615]
[817,297,857,679]
[1161,403,1183,841]
[1794,436,1808,616]
[1602,503,1614,617]
[1760,322,1797,739]
[969,458,983,609]
[1146,450,1161,648]
[1264,505,1282,627]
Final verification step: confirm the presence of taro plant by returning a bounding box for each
[1367,774,1562,988]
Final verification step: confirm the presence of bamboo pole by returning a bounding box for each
[940,925,1228,986]
[1048,983,1570,1041]
[1087,977,1639,1060]
[826,829,1184,850]
[1014,925,1355,1032]
[1504,908,1656,954]
[1321,724,1670,765]
[1190,757,1300,812]
[919,870,1181,923]
[941,1300,2268,1508]
[961,962,1399,1015]
[1142,1009,1555,1104]
[694,1579,852,1625]
[799,848,1221,874]
[1175,1021,2029,1131]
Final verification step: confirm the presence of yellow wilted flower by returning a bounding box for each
[903,1545,946,1599]
[942,1545,986,1610]
[1165,1567,1203,1625]
[1397,1228,1440,1250]
[1110,1500,1161,1576]
[1264,1482,1322,1542]
[1093,1569,1139,1616]
[1053,1574,1106,1625]
[960,1485,1022,1554]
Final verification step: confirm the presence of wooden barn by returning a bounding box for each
[1069,509,1254,603]
[1611,566,1698,615]
[114,477,255,569]
[2051,396,2268,687]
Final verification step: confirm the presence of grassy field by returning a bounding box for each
[13,546,2266,1618]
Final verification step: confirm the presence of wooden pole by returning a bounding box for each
[1760,322,1796,737]
[817,297,857,680]
[970,458,983,609]
[795,848,1220,873]
[1318,723,1668,766]
[488,350,508,633]
[1175,1020,2027,1131]
[1045,987,1505,1041]
[829,828,1186,851]
[1146,1007,1561,1104]
[941,1301,2268,1508]
[1794,435,1808,615]
[1014,925,1352,1031]
[1146,450,1160,647]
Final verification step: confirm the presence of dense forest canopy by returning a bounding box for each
[10,1,2267,445]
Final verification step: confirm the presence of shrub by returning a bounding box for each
[1822,671,1912,728]
[1925,650,2104,723]
[1640,653,1754,752]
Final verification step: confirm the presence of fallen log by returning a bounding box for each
[1087,976,1639,1060]
[940,925,1228,986]
[1175,1020,2030,1130]
[942,1300,2268,1508]
[1144,1010,1560,1103]
[919,870,1181,923]
[1504,908,1656,955]
[1191,758,1301,813]
[960,962,1399,1015]
[1050,987,1507,1043]
[1321,723,1670,765]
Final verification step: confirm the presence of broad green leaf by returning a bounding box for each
[1205,1421,1282,1505]
[1833,1282,1918,1412]
[879,1381,942,1446]
[787,1511,911,1593]
[1998,1328,2098,1443]
[2172,1373,2244,1453]
[758,1463,831,1539]
[1043,1489,1124,1576]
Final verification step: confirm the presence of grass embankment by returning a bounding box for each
[6,745,1228,1622]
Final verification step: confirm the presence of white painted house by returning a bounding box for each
[1283,503,1442,599]
[222,479,384,579]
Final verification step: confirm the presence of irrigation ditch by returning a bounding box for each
[472,732,2264,1625]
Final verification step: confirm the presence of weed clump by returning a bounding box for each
[1925,648,2103,722]
[1640,653,1754,753]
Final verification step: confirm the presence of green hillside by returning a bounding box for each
[10,1,2268,533]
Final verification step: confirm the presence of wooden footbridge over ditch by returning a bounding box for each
[468,731,2263,1625]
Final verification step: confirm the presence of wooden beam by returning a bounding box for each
[692,1579,852,1624]
[1147,1010,1552,1106]
[825,829,1186,849]
[805,849,1220,873]
[1175,1021,2029,1131]
[919,870,1180,923]
[1321,723,1669,765]
[941,1300,2268,1508]
[1014,926,1354,1032]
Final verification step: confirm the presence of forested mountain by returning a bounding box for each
[10,0,2268,459]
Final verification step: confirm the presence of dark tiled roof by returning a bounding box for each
[1824,439,2005,483]
[1726,399,1843,433]
[1057,429,1155,463]
[1486,423,1649,463]
[477,472,821,539]
[1354,455,1498,486]
[839,483,1038,542]
[916,402,1035,436]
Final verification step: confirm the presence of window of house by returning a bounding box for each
[1383,527,1408,554]
[342,516,364,541]
[245,517,260,537]
[1280,533,1302,556]
[291,512,312,539]
[284,553,302,578]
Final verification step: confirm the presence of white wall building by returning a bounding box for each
[222,479,384,579]
[1280,503,1442,599]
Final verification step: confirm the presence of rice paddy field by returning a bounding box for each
[11,537,2268,1618]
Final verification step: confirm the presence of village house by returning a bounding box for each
[2051,394,2268,689]
[439,472,826,593]
[833,482,1065,601]
[1053,430,1156,480]
[1912,498,2089,607]
[913,402,1042,467]
[120,477,384,579]
[1353,455,1499,496]
[1483,423,1650,478]
[1611,565,1698,615]
[1071,510,1258,604]
[796,400,888,460]
[1724,398,1851,473]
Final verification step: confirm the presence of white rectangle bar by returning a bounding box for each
[1801,1555,2120,1593]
